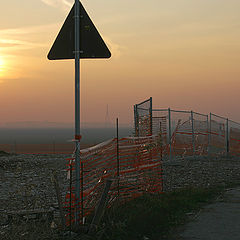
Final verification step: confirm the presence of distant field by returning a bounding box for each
[0,127,132,154]
[0,143,92,154]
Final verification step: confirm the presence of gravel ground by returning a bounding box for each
[0,153,68,240]
[162,155,240,192]
[1,152,240,239]
[0,153,67,212]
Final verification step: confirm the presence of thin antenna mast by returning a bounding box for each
[105,104,110,127]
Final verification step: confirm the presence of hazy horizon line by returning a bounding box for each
[0,120,132,128]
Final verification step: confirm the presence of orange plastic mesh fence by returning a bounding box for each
[64,135,163,225]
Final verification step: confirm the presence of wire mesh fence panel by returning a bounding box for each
[170,110,192,158]
[134,98,152,137]
[134,98,240,159]
[152,109,168,159]
[229,120,240,155]
[210,113,227,155]
[193,112,209,155]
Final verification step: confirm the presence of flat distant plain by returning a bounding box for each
[0,127,132,154]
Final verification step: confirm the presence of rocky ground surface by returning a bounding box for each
[0,153,68,212]
[163,155,240,191]
[0,153,68,240]
[0,152,240,239]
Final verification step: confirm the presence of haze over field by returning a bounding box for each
[0,0,240,126]
[0,127,132,145]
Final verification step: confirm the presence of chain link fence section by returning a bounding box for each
[192,112,209,156]
[134,98,152,137]
[169,110,192,159]
[209,113,227,155]
[228,120,240,155]
[152,109,168,160]
[134,97,240,159]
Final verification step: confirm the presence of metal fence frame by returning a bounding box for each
[134,98,240,160]
[134,97,152,137]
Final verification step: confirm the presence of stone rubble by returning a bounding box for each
[162,155,240,192]
[1,154,240,213]
[0,153,240,239]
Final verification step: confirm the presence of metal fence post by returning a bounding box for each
[159,122,163,161]
[191,111,195,157]
[134,105,137,137]
[209,113,212,156]
[168,108,172,161]
[136,105,139,137]
[150,97,153,135]
[226,118,229,155]
[207,115,210,156]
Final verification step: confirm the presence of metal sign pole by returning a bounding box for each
[74,0,81,223]
[48,0,111,225]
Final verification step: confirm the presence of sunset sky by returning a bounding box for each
[0,0,240,127]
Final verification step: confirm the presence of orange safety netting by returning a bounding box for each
[64,135,163,225]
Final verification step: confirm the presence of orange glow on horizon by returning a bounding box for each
[1,0,240,125]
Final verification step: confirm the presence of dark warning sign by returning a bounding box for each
[48,1,111,60]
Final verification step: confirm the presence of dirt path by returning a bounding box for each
[176,187,240,240]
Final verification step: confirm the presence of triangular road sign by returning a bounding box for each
[48,1,111,60]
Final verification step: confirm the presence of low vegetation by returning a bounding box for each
[99,186,226,240]
[2,184,238,240]
[27,186,223,240]
[0,150,9,156]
